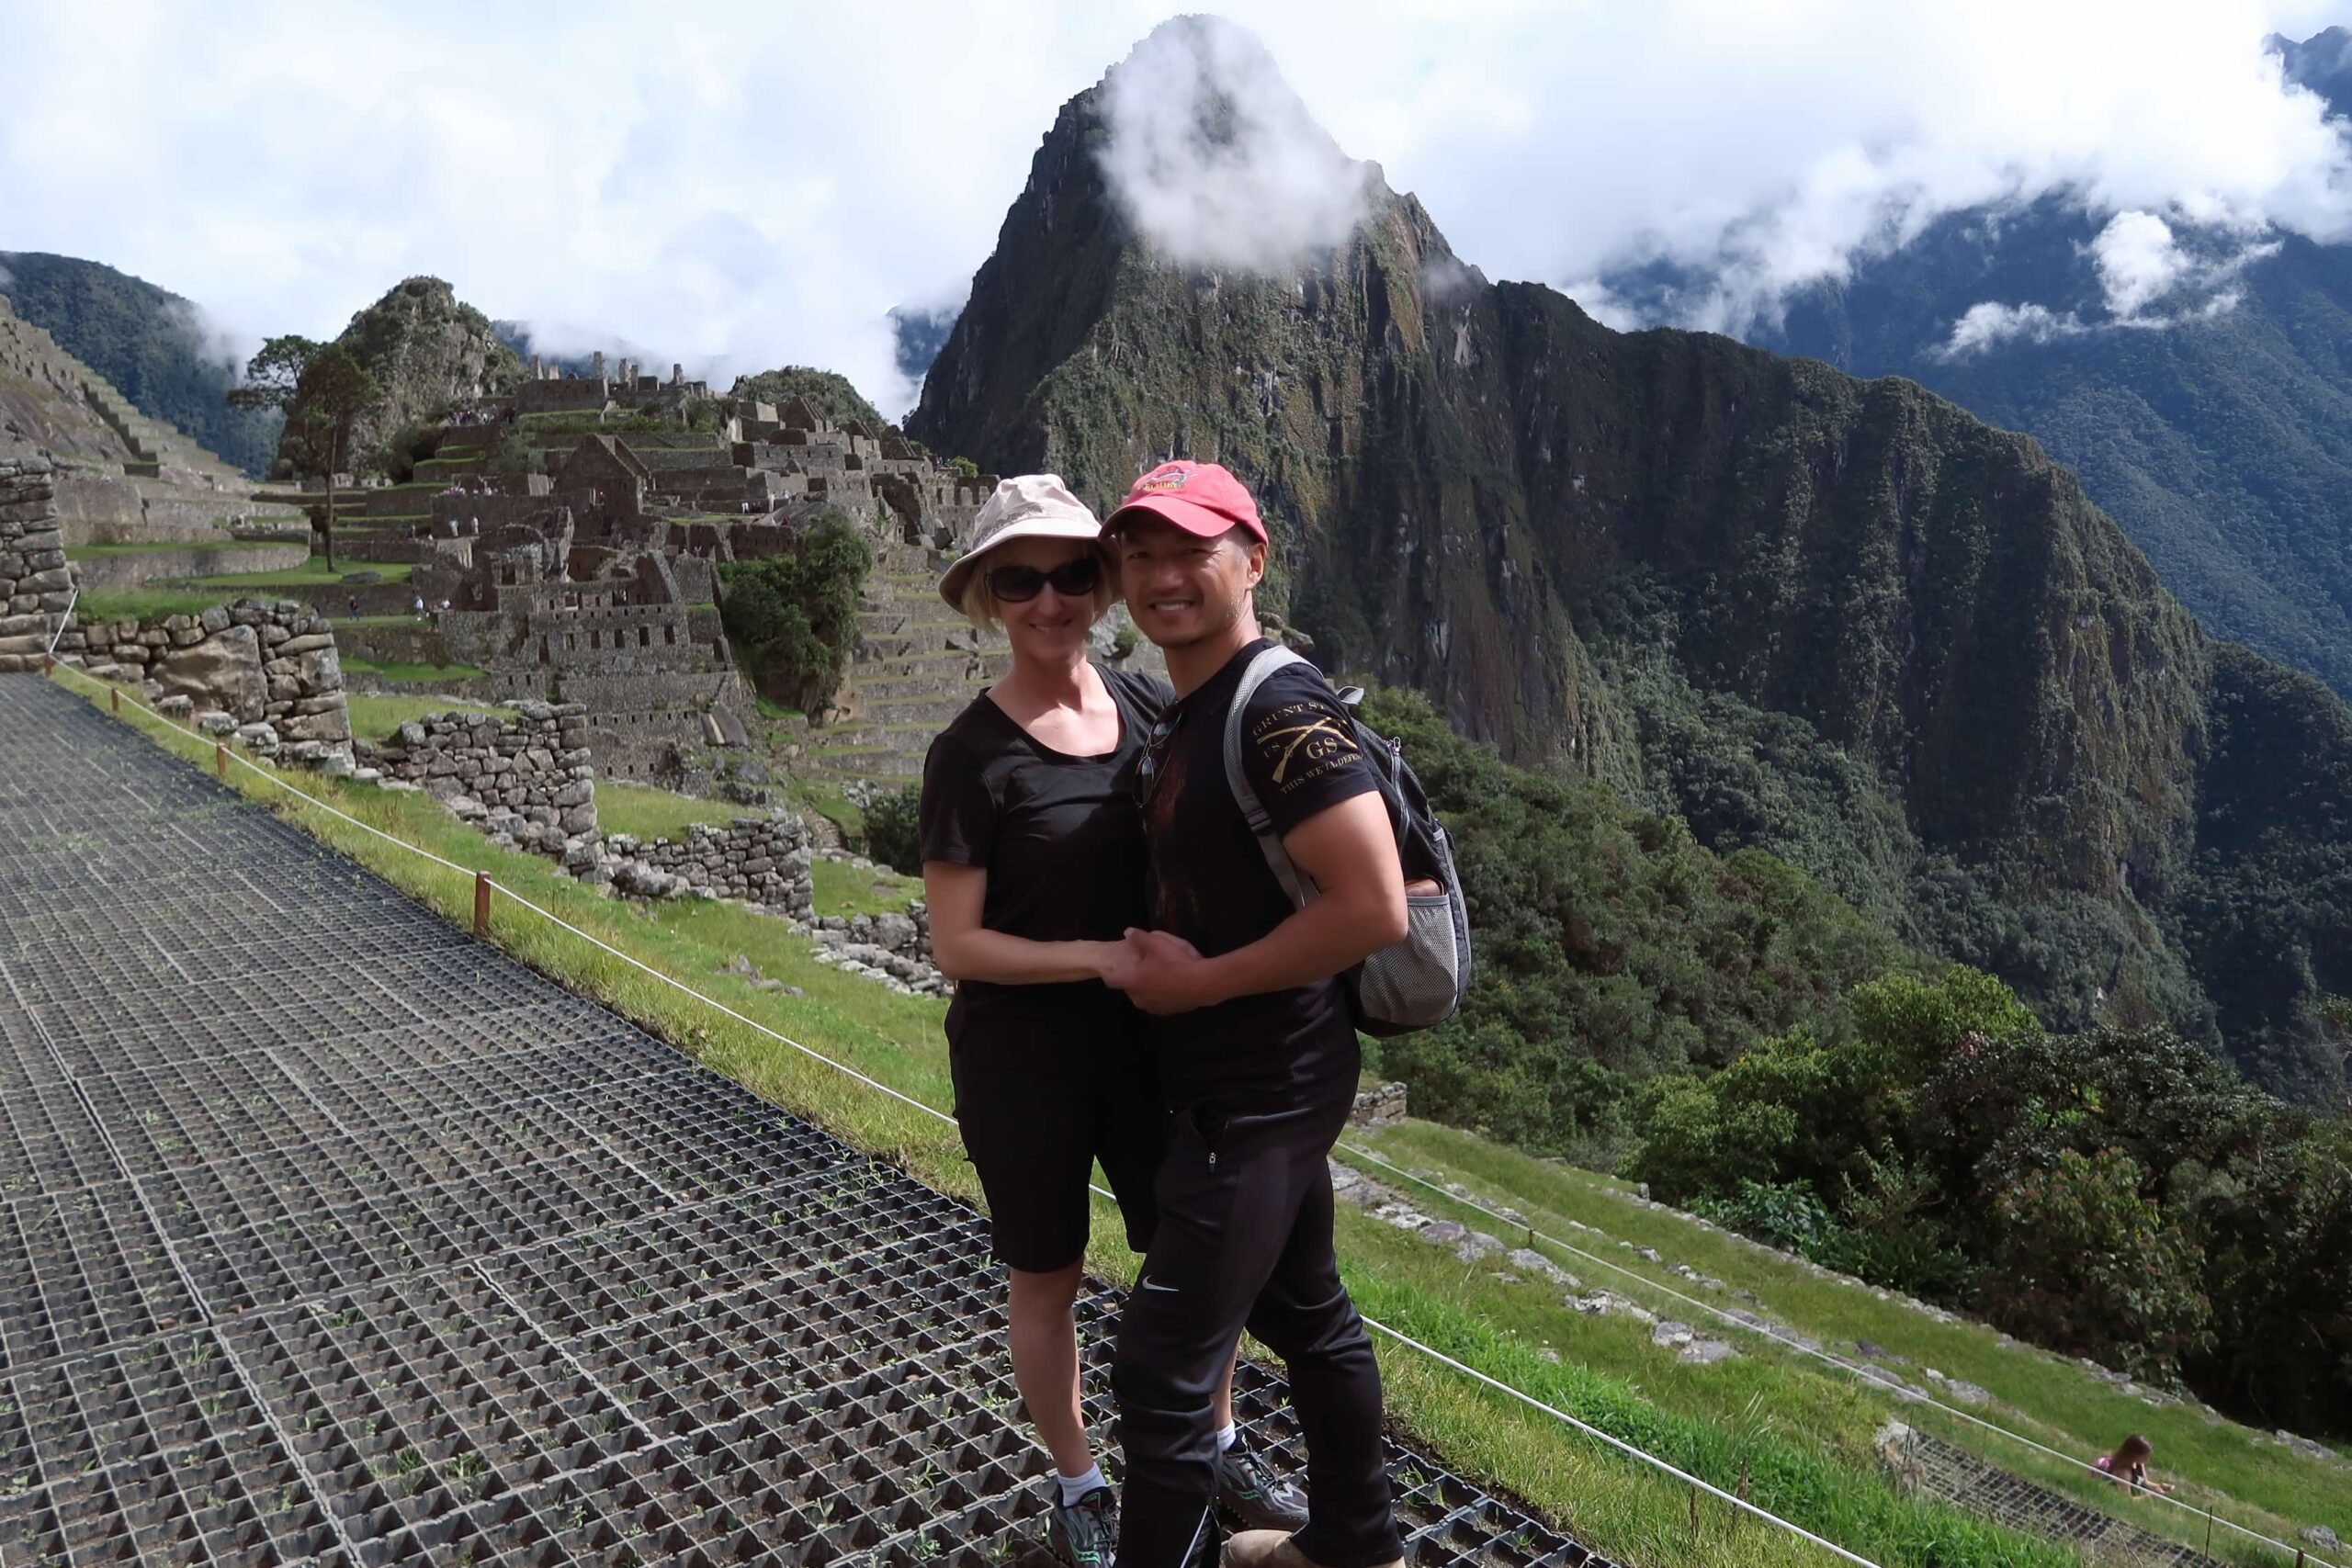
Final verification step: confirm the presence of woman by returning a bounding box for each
[2096,1434,2176,1495]
[920,475,1303,1565]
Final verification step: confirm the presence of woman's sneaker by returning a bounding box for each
[1216,1440,1310,1532]
[1049,1483,1119,1568]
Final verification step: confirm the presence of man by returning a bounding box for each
[1100,461,1407,1568]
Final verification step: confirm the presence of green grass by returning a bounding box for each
[77,558,417,623]
[344,692,499,739]
[190,558,413,587]
[594,781,742,843]
[811,857,918,919]
[54,670,2343,1568]
[340,656,487,685]
[754,697,806,722]
[75,587,235,622]
[68,539,243,556]
[1346,1121,2346,1562]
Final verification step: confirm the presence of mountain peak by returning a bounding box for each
[1095,14,1382,273]
[2270,25,2352,119]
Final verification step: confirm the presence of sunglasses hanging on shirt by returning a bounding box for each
[987,556,1102,603]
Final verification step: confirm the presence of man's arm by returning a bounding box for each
[1102,792,1406,1014]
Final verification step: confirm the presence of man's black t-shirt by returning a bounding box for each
[1140,639,1380,1104]
[920,665,1173,1067]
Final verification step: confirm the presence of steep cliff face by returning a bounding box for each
[285,276,523,477]
[910,34,2352,1099]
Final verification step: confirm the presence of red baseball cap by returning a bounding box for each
[1104,460,1268,543]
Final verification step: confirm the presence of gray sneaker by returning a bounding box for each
[1216,1440,1310,1533]
[1048,1483,1118,1568]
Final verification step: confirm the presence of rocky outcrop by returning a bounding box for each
[0,452,74,671]
[288,276,524,479]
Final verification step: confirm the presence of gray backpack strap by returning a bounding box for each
[1222,645,1317,909]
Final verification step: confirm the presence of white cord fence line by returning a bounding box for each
[1334,1141,2343,1568]
[42,586,77,659]
[47,661,1905,1564]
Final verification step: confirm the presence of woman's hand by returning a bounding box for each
[1101,929,1218,1014]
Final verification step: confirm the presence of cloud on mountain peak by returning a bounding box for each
[1096,17,1376,273]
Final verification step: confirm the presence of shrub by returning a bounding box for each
[718,508,873,711]
[1984,1149,2213,1380]
[861,784,922,875]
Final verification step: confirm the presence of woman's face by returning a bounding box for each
[989,536,1100,666]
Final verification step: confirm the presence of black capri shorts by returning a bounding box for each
[951,1041,1169,1274]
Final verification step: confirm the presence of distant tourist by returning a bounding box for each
[1099,461,1408,1568]
[345,594,357,617]
[412,594,425,621]
[917,475,1299,1568]
[2097,1435,2175,1495]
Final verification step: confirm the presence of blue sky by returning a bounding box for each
[3,0,2346,414]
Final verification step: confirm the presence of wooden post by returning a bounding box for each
[214,742,227,781]
[109,688,119,714]
[1688,1482,1700,1538]
[473,873,492,939]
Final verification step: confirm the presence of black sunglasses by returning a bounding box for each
[987,556,1101,602]
[1134,712,1179,808]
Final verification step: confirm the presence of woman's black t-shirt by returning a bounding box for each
[919,665,1173,1066]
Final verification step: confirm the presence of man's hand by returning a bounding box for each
[1101,929,1218,1015]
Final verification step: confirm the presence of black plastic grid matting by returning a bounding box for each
[0,676,1601,1567]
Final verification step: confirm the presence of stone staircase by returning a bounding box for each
[794,539,1168,789]
[798,543,1008,786]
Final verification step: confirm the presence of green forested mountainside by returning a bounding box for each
[294,276,524,479]
[1365,680,2352,1437]
[729,367,896,436]
[0,251,281,474]
[909,50,2352,1102]
[1730,206,2352,705]
[1639,31,2352,703]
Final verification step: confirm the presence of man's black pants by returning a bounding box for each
[1112,1086,1401,1568]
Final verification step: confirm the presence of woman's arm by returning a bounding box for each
[923,862,1122,984]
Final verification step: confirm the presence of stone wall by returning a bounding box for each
[805,903,943,997]
[0,453,75,672]
[57,599,352,756]
[601,818,814,918]
[357,703,598,846]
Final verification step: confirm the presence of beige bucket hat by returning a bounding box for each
[938,474,1104,610]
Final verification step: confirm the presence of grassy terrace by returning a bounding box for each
[45,671,2346,1568]
[74,558,417,623]
[340,655,488,685]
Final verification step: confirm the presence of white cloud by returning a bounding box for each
[1098,17,1375,272]
[0,0,2347,415]
[2090,210,2193,318]
[1936,301,2090,358]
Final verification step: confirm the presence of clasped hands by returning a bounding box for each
[1099,928,1219,1015]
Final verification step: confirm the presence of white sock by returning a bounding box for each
[1057,1463,1106,1506]
[1215,1422,1238,1453]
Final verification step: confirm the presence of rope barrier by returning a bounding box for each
[42,586,76,659]
[1332,1141,2340,1568]
[43,661,1924,1564]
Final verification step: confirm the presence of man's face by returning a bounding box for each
[1114,516,1264,649]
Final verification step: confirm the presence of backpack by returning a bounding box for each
[1222,646,1473,1036]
